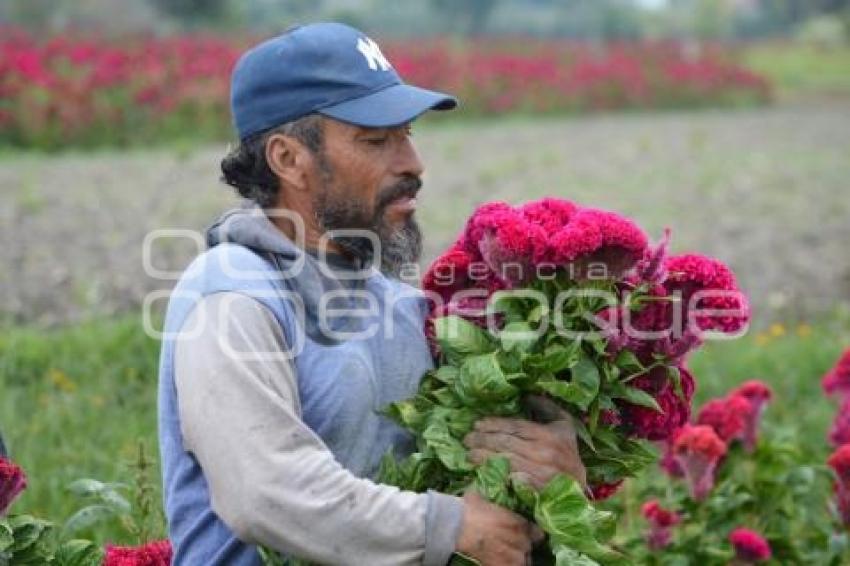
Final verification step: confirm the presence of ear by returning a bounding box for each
[265,133,313,192]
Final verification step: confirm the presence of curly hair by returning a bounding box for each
[220,114,324,208]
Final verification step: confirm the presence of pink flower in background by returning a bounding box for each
[547,207,648,279]
[0,456,26,516]
[663,254,750,335]
[828,444,850,526]
[672,424,727,501]
[822,348,850,399]
[729,528,772,563]
[696,395,750,444]
[103,540,172,566]
[659,440,684,477]
[829,399,850,447]
[731,380,772,450]
[641,499,680,550]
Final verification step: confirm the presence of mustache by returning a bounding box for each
[376,176,422,211]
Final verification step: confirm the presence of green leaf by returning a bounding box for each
[470,456,516,509]
[434,316,495,362]
[422,419,472,472]
[454,354,519,407]
[534,475,623,564]
[499,321,539,353]
[7,515,53,555]
[554,544,600,566]
[381,395,434,433]
[63,504,120,536]
[54,539,103,566]
[433,365,460,385]
[614,350,643,374]
[527,343,580,374]
[0,520,13,552]
[610,384,661,412]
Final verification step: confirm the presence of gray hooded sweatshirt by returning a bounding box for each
[159,205,463,565]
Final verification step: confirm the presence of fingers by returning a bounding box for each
[464,430,540,461]
[471,417,544,439]
[523,394,571,423]
[469,448,559,490]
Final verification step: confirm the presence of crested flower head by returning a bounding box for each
[829,399,850,447]
[822,348,850,399]
[422,245,475,305]
[729,528,772,563]
[0,456,27,516]
[519,197,579,234]
[103,539,173,566]
[618,366,694,441]
[641,499,681,550]
[673,424,727,501]
[731,380,773,451]
[462,202,546,286]
[696,395,751,444]
[546,207,648,279]
[663,254,750,335]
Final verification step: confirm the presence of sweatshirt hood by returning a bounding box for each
[205,204,372,344]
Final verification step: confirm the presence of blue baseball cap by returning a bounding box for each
[230,22,458,140]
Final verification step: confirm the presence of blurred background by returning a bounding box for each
[1,0,849,547]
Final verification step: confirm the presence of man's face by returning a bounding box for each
[310,118,425,277]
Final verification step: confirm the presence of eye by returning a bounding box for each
[364,135,388,146]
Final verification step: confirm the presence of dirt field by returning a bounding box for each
[2,101,849,326]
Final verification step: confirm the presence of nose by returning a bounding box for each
[395,134,424,179]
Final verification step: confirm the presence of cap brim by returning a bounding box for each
[318,83,457,128]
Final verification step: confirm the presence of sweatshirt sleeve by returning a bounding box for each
[173,292,463,566]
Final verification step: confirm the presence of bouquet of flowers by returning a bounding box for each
[379,198,750,564]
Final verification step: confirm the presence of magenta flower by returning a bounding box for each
[663,253,750,335]
[822,348,850,399]
[641,499,680,550]
[547,207,649,279]
[519,197,579,235]
[462,202,547,286]
[422,245,476,305]
[618,366,694,441]
[103,539,173,566]
[0,456,27,516]
[829,399,850,447]
[589,480,623,501]
[637,227,671,284]
[672,424,727,501]
[658,439,684,477]
[731,380,772,450]
[729,527,772,563]
[828,444,850,526]
[696,395,750,444]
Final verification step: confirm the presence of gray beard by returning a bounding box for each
[311,160,422,278]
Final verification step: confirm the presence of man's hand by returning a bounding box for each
[463,395,587,490]
[456,490,540,566]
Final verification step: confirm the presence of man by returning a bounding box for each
[158,22,585,566]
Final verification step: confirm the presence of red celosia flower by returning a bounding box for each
[0,456,27,516]
[589,480,623,501]
[663,254,750,335]
[696,395,750,443]
[461,202,547,286]
[422,245,475,305]
[547,207,648,279]
[729,527,772,563]
[731,380,772,450]
[829,399,850,447]
[618,366,694,441]
[641,499,680,550]
[828,444,850,526]
[519,197,578,234]
[103,539,172,566]
[672,424,727,501]
[822,348,850,399]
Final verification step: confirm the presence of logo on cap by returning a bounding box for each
[356,37,392,72]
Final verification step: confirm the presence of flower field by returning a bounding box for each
[0,29,771,149]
